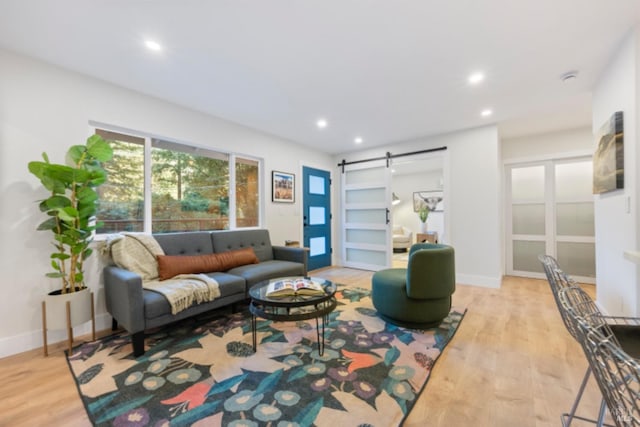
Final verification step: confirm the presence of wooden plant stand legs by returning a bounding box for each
[42,292,96,357]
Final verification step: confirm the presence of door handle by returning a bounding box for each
[385,208,390,224]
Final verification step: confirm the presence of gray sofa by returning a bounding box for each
[104,229,308,356]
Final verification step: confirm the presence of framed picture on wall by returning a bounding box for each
[593,111,624,194]
[272,171,295,203]
[413,191,444,212]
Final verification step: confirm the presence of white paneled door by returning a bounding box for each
[506,157,595,283]
[341,159,392,271]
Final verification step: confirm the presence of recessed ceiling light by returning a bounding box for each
[145,40,162,52]
[481,109,493,117]
[468,72,485,85]
[354,137,363,144]
[316,118,328,129]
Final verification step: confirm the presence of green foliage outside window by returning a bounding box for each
[96,130,259,233]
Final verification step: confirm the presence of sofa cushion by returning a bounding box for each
[156,253,222,280]
[228,259,306,288]
[144,272,246,319]
[154,231,214,256]
[212,229,274,262]
[110,233,164,281]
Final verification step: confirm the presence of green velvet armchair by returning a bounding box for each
[372,243,455,328]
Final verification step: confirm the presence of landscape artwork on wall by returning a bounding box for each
[272,171,295,203]
[413,190,444,212]
[593,111,624,194]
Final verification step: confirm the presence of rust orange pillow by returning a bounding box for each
[216,247,260,271]
[157,253,222,280]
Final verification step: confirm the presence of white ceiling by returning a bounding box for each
[2,1,639,154]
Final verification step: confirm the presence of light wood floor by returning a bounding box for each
[0,267,608,426]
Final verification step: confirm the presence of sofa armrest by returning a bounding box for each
[103,266,146,334]
[272,245,308,275]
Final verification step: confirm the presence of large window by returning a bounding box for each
[97,130,145,232]
[95,129,261,234]
[236,157,259,228]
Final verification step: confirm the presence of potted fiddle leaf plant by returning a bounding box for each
[418,205,430,233]
[28,134,113,354]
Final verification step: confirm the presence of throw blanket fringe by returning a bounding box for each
[143,274,221,315]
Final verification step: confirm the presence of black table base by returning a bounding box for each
[249,298,337,355]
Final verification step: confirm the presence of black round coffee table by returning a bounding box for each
[249,276,337,355]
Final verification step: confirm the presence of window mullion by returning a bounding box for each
[144,136,153,233]
[229,154,237,230]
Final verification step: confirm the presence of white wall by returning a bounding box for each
[502,127,593,161]
[0,49,334,357]
[591,28,640,316]
[334,125,502,288]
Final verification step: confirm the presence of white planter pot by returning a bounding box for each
[420,222,427,233]
[42,287,95,356]
[44,287,92,330]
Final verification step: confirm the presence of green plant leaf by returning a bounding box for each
[38,200,50,213]
[51,253,70,260]
[77,186,98,202]
[42,163,78,185]
[45,195,71,209]
[58,206,79,222]
[88,169,108,186]
[77,203,98,218]
[27,161,47,179]
[67,145,86,165]
[45,272,64,278]
[37,217,58,231]
[86,135,114,162]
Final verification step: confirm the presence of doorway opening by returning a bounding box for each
[391,154,446,268]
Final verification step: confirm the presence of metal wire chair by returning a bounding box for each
[539,254,583,340]
[559,286,640,426]
[539,255,607,426]
[539,255,640,426]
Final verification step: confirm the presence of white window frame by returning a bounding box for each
[90,122,263,236]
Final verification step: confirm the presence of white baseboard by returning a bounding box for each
[456,273,502,289]
[0,313,112,359]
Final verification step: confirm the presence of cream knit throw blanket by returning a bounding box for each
[143,274,220,315]
[106,232,221,315]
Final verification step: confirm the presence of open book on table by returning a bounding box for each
[266,278,325,298]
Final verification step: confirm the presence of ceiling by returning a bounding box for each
[2,1,640,154]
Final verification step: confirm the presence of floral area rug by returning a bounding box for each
[67,287,466,426]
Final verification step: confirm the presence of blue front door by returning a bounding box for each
[303,166,332,271]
